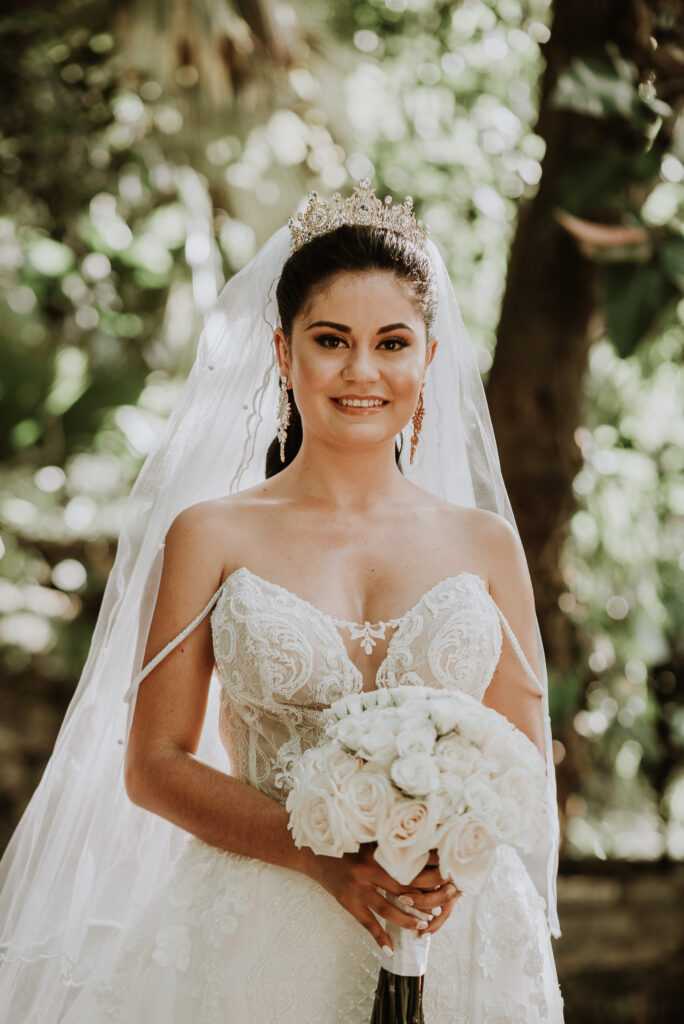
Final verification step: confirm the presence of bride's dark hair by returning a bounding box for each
[266,223,437,477]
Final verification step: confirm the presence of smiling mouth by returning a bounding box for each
[332,397,388,408]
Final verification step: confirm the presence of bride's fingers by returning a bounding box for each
[356,853,422,898]
[397,881,461,914]
[410,865,449,890]
[354,905,393,953]
[404,850,446,886]
[378,888,433,923]
[366,889,432,930]
[422,894,459,935]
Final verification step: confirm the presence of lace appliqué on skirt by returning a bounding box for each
[476,847,549,1020]
[423,893,476,1024]
[92,839,260,1024]
[483,995,528,1024]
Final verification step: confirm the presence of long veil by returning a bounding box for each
[0,217,560,1020]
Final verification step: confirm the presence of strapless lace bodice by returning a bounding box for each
[209,568,505,802]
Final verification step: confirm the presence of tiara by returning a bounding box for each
[287,178,429,254]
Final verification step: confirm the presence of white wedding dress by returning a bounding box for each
[61,567,564,1024]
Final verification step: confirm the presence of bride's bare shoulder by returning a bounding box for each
[429,497,509,538]
[165,483,279,559]
[447,504,516,540]
[173,477,281,521]
[406,484,523,565]
[437,502,524,568]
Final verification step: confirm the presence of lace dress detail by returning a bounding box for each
[211,568,503,801]
[62,569,563,1024]
[475,846,553,1020]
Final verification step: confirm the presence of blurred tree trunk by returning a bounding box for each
[486,0,682,808]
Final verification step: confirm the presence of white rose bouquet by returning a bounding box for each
[286,685,548,1024]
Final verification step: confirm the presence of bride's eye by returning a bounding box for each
[315,334,348,349]
[378,338,409,351]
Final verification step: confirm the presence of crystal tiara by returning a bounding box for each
[287,178,429,255]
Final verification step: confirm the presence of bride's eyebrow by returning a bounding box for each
[305,320,415,334]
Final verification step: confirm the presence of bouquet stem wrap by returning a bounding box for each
[373,889,431,1021]
[379,890,430,977]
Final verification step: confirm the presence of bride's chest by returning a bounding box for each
[210,568,503,708]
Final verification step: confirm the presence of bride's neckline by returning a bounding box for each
[219,566,488,652]
[137,563,541,697]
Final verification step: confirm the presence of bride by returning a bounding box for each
[0,182,564,1022]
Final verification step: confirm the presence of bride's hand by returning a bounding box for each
[307,844,459,953]
[401,850,462,936]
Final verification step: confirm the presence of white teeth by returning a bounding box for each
[337,398,385,407]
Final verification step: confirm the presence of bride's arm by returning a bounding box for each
[124,503,315,871]
[124,505,440,951]
[480,513,545,755]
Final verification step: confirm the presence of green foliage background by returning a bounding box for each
[0,0,682,861]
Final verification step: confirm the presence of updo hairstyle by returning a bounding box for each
[266,224,437,477]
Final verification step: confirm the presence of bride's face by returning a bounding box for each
[274,270,437,455]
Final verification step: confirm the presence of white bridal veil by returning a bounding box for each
[0,203,560,1021]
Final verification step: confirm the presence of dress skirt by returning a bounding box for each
[60,836,563,1024]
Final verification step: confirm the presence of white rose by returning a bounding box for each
[372,689,393,709]
[463,775,500,821]
[345,693,364,716]
[480,721,547,782]
[396,722,437,758]
[329,716,365,753]
[506,730,547,776]
[398,699,430,719]
[374,797,437,885]
[390,753,440,798]
[454,703,489,745]
[434,776,467,819]
[357,720,399,769]
[396,708,431,729]
[360,689,396,712]
[434,734,487,778]
[308,743,362,789]
[479,716,517,764]
[330,692,364,721]
[360,706,399,729]
[428,696,468,736]
[288,749,319,793]
[342,767,396,843]
[391,686,426,707]
[435,814,496,894]
[489,796,521,845]
[286,778,359,857]
[493,766,540,843]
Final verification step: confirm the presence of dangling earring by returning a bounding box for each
[410,384,425,465]
[277,375,291,463]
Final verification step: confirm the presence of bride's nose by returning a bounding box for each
[340,344,380,382]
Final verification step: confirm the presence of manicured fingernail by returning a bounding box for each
[382,944,393,957]
[398,894,414,906]
[432,906,442,916]
[416,921,428,931]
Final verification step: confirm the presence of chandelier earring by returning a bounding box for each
[277,375,291,462]
[410,384,425,465]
